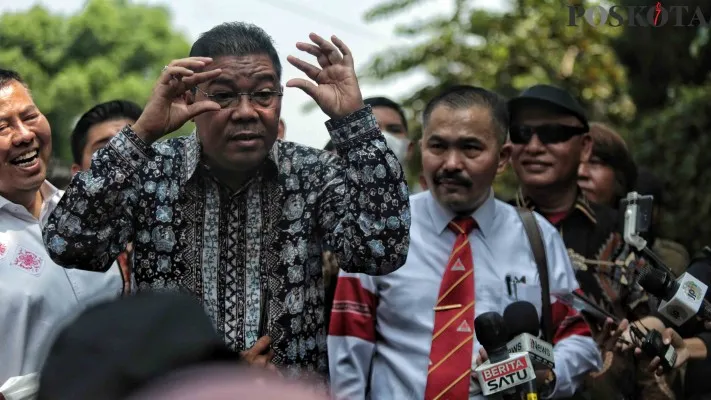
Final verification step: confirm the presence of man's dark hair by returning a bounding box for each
[190,22,282,80]
[422,85,509,145]
[0,68,26,88]
[71,100,143,164]
[364,96,408,132]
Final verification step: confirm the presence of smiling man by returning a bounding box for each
[43,22,410,377]
[0,69,122,397]
[507,85,666,398]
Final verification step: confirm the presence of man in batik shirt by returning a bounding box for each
[43,22,410,378]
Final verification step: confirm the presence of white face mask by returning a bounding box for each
[383,131,410,165]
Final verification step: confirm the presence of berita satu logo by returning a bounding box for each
[568,2,711,27]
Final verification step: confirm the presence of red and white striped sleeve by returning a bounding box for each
[327,271,379,400]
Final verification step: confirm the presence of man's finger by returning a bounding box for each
[331,35,353,65]
[159,66,194,85]
[296,42,325,59]
[181,69,222,88]
[287,55,321,81]
[647,356,661,373]
[478,347,488,362]
[308,32,341,57]
[253,335,273,352]
[285,78,318,100]
[295,42,331,69]
[168,57,214,69]
[185,100,221,120]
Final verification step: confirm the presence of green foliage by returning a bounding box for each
[628,82,711,252]
[0,0,192,161]
[364,0,711,250]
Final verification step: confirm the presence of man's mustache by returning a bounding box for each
[434,172,472,188]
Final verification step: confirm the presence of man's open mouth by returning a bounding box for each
[10,149,39,167]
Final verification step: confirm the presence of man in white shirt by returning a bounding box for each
[0,68,123,396]
[328,85,602,399]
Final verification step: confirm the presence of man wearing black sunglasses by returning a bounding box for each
[508,85,666,399]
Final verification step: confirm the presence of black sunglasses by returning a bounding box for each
[509,124,588,145]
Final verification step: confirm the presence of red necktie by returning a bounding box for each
[424,217,477,400]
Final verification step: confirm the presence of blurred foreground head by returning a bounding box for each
[127,364,329,400]
[38,292,241,400]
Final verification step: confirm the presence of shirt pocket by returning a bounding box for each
[511,283,544,318]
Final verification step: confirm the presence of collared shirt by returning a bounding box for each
[43,107,411,377]
[328,190,601,400]
[0,181,123,384]
[513,190,649,319]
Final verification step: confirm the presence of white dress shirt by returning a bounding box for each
[0,181,123,386]
[328,189,602,399]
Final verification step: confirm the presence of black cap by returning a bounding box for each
[508,84,589,131]
[503,301,540,338]
[38,292,241,400]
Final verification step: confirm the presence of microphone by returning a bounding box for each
[503,302,552,399]
[638,265,711,326]
[504,301,555,369]
[474,312,536,397]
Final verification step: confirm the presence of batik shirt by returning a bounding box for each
[42,106,411,377]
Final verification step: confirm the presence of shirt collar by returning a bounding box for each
[515,187,597,225]
[426,188,496,238]
[183,131,281,182]
[0,180,60,212]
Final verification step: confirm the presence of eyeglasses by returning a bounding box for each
[509,124,588,145]
[195,87,283,109]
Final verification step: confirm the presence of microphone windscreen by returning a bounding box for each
[638,265,669,298]
[503,301,540,338]
[474,312,508,351]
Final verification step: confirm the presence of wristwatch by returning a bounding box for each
[539,368,557,397]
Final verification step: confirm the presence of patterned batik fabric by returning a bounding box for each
[43,106,411,378]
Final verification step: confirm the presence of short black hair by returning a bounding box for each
[71,100,143,164]
[0,68,26,88]
[364,96,408,132]
[422,85,509,145]
[190,22,282,80]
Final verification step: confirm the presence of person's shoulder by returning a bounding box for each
[494,199,558,235]
[655,238,689,257]
[588,201,619,226]
[408,190,430,212]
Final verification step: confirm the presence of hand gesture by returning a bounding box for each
[286,33,364,120]
[636,327,688,376]
[595,317,630,352]
[133,57,222,144]
[240,336,280,375]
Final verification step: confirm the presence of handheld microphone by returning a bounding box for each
[627,321,677,372]
[474,312,536,397]
[504,301,555,369]
[503,302,552,400]
[638,265,711,326]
